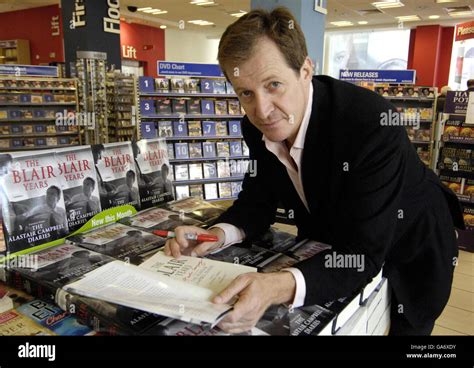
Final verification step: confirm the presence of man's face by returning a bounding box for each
[83,181,94,198]
[126,175,134,188]
[46,191,59,209]
[226,37,312,144]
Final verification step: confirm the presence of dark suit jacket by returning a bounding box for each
[217,76,464,327]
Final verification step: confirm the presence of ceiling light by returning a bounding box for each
[151,10,168,15]
[230,11,247,18]
[372,1,405,9]
[190,1,216,5]
[435,0,459,3]
[396,15,421,21]
[188,20,215,26]
[428,15,440,19]
[330,21,354,27]
[358,21,369,24]
[449,10,473,17]
[160,25,167,29]
[137,7,152,11]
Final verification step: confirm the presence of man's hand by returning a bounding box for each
[213,271,296,334]
[163,226,225,258]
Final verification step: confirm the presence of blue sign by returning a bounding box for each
[339,69,416,84]
[141,122,157,139]
[139,76,155,93]
[158,61,224,78]
[0,64,58,77]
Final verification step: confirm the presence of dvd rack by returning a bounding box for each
[0,76,80,151]
[137,76,248,202]
[373,84,438,168]
[106,71,137,142]
[75,51,108,145]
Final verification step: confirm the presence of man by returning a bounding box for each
[164,7,463,335]
[69,177,101,214]
[115,170,139,206]
[467,79,474,92]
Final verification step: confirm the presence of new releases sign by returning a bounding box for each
[61,0,121,75]
[339,69,416,84]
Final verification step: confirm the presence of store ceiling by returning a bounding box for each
[0,0,472,35]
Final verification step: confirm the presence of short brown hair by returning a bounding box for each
[218,7,308,79]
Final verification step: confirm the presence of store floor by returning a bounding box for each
[273,223,474,336]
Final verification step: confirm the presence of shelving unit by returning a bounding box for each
[435,105,474,252]
[373,84,438,169]
[0,76,80,151]
[106,71,137,142]
[0,40,30,65]
[137,76,248,201]
[75,51,108,145]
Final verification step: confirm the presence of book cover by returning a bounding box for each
[174,143,189,159]
[55,146,102,232]
[202,163,217,179]
[155,99,172,115]
[156,78,170,93]
[5,243,113,303]
[189,142,203,158]
[170,78,185,93]
[285,240,331,262]
[242,141,249,156]
[174,164,189,181]
[133,138,174,209]
[215,121,228,136]
[323,293,361,334]
[189,185,204,199]
[0,151,69,254]
[216,142,230,157]
[158,121,173,138]
[185,79,200,94]
[202,142,216,158]
[227,100,241,115]
[207,244,282,270]
[173,121,188,136]
[0,283,34,312]
[217,161,230,177]
[202,121,216,136]
[120,207,204,232]
[204,183,218,200]
[252,227,299,253]
[91,142,140,211]
[172,99,187,114]
[218,182,232,198]
[67,222,166,265]
[166,197,225,225]
[167,144,175,160]
[189,163,203,180]
[186,99,201,115]
[0,309,54,336]
[188,121,202,137]
[17,299,93,336]
[214,101,228,115]
[212,80,226,94]
[175,185,190,200]
[225,81,235,95]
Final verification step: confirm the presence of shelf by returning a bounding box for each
[163,135,243,141]
[383,96,435,102]
[173,176,245,185]
[1,144,79,151]
[0,102,76,106]
[208,197,237,202]
[141,114,244,119]
[0,132,79,139]
[442,137,474,145]
[456,194,474,204]
[0,118,65,122]
[140,92,238,98]
[410,140,431,145]
[0,87,76,91]
[170,156,249,163]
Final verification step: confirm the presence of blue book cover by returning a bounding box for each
[17,300,92,336]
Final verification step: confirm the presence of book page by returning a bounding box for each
[63,261,232,325]
[139,251,257,296]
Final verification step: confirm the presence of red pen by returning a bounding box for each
[153,230,218,242]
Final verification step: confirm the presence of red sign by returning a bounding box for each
[455,20,474,42]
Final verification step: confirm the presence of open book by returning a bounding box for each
[62,251,256,327]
